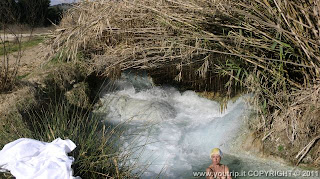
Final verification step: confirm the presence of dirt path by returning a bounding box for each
[1,27,53,77]
[1,43,48,77]
[0,26,54,41]
[0,42,48,118]
[0,33,51,42]
[17,45,47,77]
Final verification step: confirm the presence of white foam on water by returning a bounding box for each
[97,72,320,179]
[97,72,249,178]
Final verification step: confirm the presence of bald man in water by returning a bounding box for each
[206,148,232,179]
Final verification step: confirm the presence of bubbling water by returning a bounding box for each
[97,72,318,179]
[97,72,248,178]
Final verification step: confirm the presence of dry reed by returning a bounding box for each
[48,0,320,165]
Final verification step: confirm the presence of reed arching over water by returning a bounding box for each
[48,0,320,167]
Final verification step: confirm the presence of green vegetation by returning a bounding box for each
[0,36,44,56]
[0,1,144,178]
[0,59,142,178]
[0,110,33,149]
[28,99,139,178]
[0,96,141,178]
[1,1,320,178]
[278,145,284,152]
[16,73,30,80]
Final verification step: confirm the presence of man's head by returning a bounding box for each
[210,148,222,164]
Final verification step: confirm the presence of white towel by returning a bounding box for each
[0,138,81,179]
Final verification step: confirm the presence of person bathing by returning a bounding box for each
[206,148,232,179]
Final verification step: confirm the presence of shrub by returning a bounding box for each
[28,99,140,178]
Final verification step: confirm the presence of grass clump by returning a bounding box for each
[28,98,140,178]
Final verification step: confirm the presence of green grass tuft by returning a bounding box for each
[27,98,140,178]
[0,36,44,56]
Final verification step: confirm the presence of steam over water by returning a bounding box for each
[97,72,319,179]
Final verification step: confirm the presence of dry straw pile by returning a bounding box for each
[49,0,320,166]
[48,0,228,80]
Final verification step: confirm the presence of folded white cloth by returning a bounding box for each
[0,138,80,179]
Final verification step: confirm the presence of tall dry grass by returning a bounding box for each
[0,28,22,92]
[0,0,22,92]
[207,0,320,164]
[48,0,320,165]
